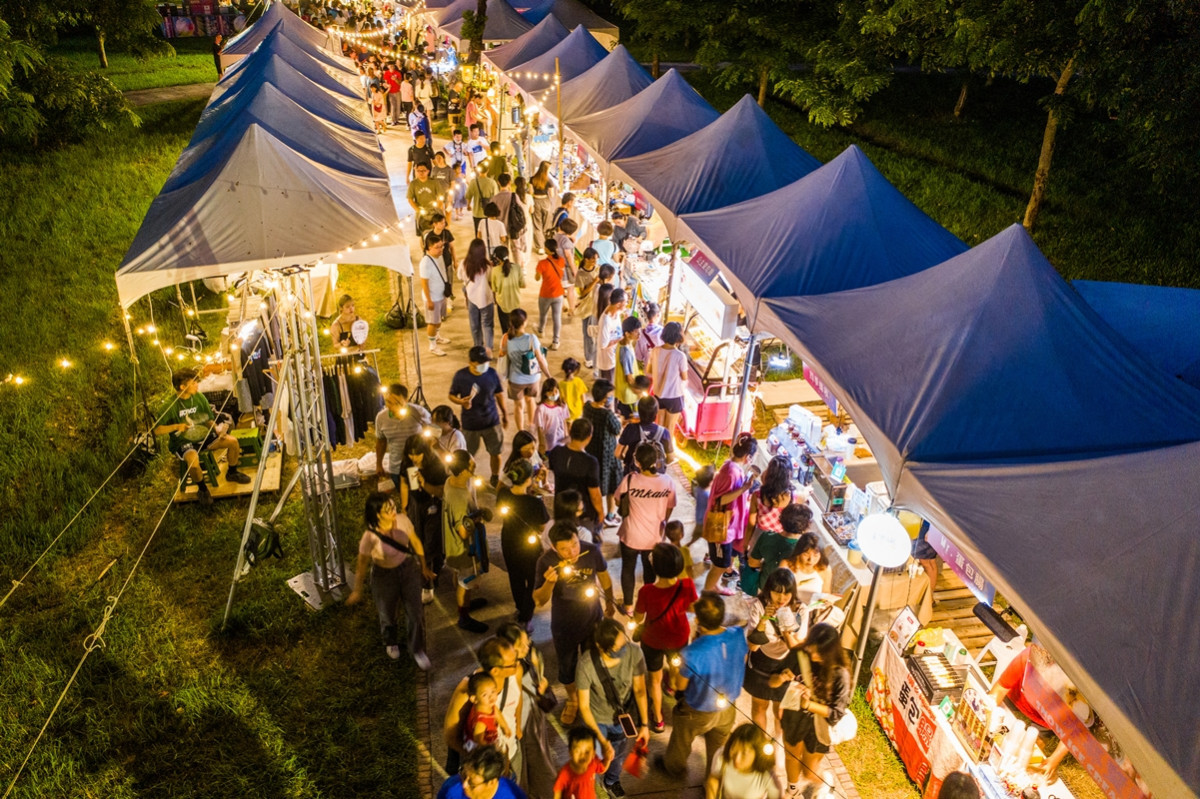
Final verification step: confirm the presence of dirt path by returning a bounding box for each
[124,83,216,107]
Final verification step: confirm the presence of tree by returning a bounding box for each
[461,0,487,65]
[81,0,171,68]
[0,17,45,140]
[611,0,695,77]
[772,0,893,124]
[694,0,809,106]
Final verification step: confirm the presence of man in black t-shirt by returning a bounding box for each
[429,213,455,298]
[533,520,616,719]
[449,346,509,486]
[548,418,605,541]
[407,131,435,182]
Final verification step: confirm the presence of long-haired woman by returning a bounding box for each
[457,237,495,351]
[775,623,851,797]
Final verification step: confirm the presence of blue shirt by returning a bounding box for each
[436,775,527,799]
[592,237,618,266]
[680,627,748,712]
[449,366,504,431]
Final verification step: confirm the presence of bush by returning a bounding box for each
[1,57,139,148]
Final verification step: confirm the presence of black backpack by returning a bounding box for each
[506,197,527,240]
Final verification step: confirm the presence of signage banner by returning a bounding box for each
[926,526,996,605]
[867,637,964,798]
[1022,664,1147,799]
[802,363,839,416]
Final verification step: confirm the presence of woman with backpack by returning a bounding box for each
[500,309,550,433]
[614,443,679,615]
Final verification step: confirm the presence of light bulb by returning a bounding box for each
[186,308,195,317]
[444,454,453,463]
[561,565,573,577]
[499,506,509,516]
[13,375,26,386]
[59,359,72,369]
[398,407,408,417]
[353,365,363,375]
[146,324,156,334]
[136,326,145,335]
[152,339,159,346]
[103,342,115,352]
[230,343,240,352]
[165,347,174,356]
[339,346,349,354]
[715,695,728,708]
[763,743,774,756]
[527,534,538,545]
[473,477,483,488]
[323,328,331,336]
[227,293,236,302]
[670,655,682,667]
[421,429,432,438]
[626,621,637,631]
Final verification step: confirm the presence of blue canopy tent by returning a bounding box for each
[223,28,360,93]
[757,223,1200,799]
[440,0,533,44]
[551,44,652,123]
[513,0,618,47]
[677,144,966,327]
[216,44,363,104]
[197,64,373,138]
[564,69,719,164]
[482,13,569,71]
[506,25,608,98]
[220,0,337,70]
[176,83,385,186]
[611,95,821,237]
[1073,280,1200,389]
[424,0,475,28]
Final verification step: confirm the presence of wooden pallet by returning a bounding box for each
[174,451,283,503]
[931,566,993,654]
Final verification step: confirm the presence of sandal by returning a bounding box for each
[561,698,579,725]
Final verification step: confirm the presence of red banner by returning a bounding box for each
[1022,664,1147,799]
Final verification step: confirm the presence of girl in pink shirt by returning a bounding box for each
[614,443,678,613]
[704,434,760,595]
[534,378,570,456]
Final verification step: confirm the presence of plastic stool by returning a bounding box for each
[180,450,220,487]
[230,427,263,467]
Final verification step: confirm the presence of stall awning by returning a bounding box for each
[564,68,719,164]
[176,82,385,184]
[506,25,608,97]
[677,144,966,325]
[552,44,652,123]
[759,224,1200,492]
[440,0,533,43]
[481,13,569,70]
[220,1,337,68]
[117,125,408,306]
[1073,280,1200,389]
[425,0,475,27]
[611,95,821,237]
[897,443,1200,799]
[513,0,618,47]
[216,42,363,103]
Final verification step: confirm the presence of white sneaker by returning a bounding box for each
[429,344,447,356]
[385,645,402,660]
[585,360,594,369]
[422,588,435,605]
[435,334,451,344]
[413,650,432,671]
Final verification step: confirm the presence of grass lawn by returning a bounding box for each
[50,35,219,92]
[0,100,422,799]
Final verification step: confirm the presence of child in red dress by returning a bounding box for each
[463,672,511,750]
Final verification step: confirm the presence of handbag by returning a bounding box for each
[630,581,682,644]
[617,474,633,518]
[701,505,731,544]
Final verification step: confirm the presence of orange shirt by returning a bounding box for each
[536,255,566,298]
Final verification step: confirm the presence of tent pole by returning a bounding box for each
[662,240,677,321]
[408,274,427,406]
[732,331,757,439]
[852,563,884,687]
[121,307,138,363]
[602,162,609,214]
[554,58,563,187]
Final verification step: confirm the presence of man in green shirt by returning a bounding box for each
[154,368,251,505]
[465,169,498,235]
[407,162,444,237]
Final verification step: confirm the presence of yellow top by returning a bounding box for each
[561,376,589,421]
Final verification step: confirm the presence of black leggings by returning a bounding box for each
[503,538,540,623]
[619,542,656,607]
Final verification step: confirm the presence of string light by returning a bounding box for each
[103,342,115,352]
[527,533,538,544]
[473,477,484,488]
[58,359,72,369]
[499,506,509,516]
[444,454,453,463]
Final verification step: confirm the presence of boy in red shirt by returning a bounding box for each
[554,726,612,799]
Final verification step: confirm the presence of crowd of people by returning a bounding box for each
[255,5,989,798]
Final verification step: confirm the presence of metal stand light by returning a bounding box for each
[850,511,912,686]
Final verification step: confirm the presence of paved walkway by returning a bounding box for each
[372,121,860,799]
[123,82,216,106]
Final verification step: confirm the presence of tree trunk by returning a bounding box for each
[1023,57,1076,232]
[757,65,768,107]
[652,51,660,79]
[953,78,968,119]
[467,0,487,65]
[97,29,108,69]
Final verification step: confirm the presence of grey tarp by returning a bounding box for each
[482,13,570,71]
[758,223,1200,799]
[552,44,652,123]
[611,95,821,237]
[676,144,966,327]
[563,69,719,164]
[216,41,363,103]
